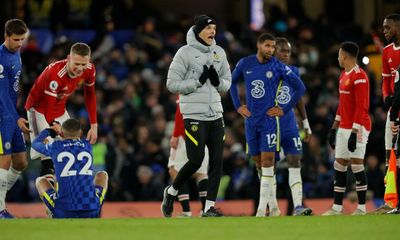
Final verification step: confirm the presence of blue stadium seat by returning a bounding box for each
[110,30,135,49]
[57,30,97,43]
[30,29,54,54]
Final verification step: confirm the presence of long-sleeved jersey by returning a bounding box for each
[25,59,97,124]
[0,44,22,121]
[32,129,99,211]
[381,43,400,99]
[335,65,371,131]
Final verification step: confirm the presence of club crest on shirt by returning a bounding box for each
[49,80,58,91]
[266,71,273,78]
[344,79,350,86]
[78,79,85,87]
[213,52,220,60]
[191,125,198,132]
[4,142,11,150]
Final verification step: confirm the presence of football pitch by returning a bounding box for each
[2,215,400,240]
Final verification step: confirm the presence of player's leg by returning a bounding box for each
[194,148,209,212]
[94,171,108,207]
[282,131,312,216]
[349,126,369,215]
[0,120,15,218]
[257,151,279,217]
[8,128,28,191]
[27,109,55,182]
[169,136,192,217]
[202,118,224,217]
[162,119,207,217]
[323,128,349,216]
[0,154,12,218]
[35,176,56,218]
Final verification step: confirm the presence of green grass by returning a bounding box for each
[2,215,400,240]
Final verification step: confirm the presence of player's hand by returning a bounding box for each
[302,119,312,143]
[209,65,220,87]
[199,65,209,85]
[328,129,337,149]
[384,95,393,111]
[17,118,31,134]
[266,106,284,117]
[87,124,98,144]
[170,136,179,149]
[237,105,251,118]
[391,121,399,136]
[348,132,357,152]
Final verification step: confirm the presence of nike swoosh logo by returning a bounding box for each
[195,56,200,58]
[246,71,252,74]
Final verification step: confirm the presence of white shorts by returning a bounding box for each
[168,136,208,174]
[335,127,370,160]
[385,113,398,150]
[27,108,70,160]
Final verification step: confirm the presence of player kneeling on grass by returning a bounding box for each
[32,118,108,218]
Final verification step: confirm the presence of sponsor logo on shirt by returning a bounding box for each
[0,64,4,78]
[276,86,291,104]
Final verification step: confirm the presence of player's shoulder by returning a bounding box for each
[237,55,256,67]
[352,65,369,81]
[383,42,394,52]
[45,59,68,77]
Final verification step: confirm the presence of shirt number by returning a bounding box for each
[57,151,93,177]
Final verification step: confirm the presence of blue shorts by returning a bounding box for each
[0,117,26,155]
[280,129,302,155]
[42,186,106,218]
[245,117,279,156]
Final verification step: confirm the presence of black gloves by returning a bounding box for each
[209,65,220,87]
[47,128,58,138]
[328,129,337,149]
[384,96,393,111]
[348,132,357,152]
[199,65,209,85]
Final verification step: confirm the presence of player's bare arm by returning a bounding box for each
[237,105,251,118]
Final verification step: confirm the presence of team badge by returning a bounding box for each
[78,79,84,87]
[345,79,350,86]
[213,52,220,60]
[5,142,11,150]
[191,125,198,132]
[266,71,273,78]
[49,80,58,91]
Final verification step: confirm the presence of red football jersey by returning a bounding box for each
[382,43,400,98]
[25,59,97,124]
[172,96,184,137]
[335,65,371,131]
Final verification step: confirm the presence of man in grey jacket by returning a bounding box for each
[162,14,231,217]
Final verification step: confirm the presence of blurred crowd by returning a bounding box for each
[4,0,392,206]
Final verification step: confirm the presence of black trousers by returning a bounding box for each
[172,118,225,202]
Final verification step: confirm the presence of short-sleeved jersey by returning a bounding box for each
[230,55,305,127]
[277,65,301,133]
[381,43,400,98]
[336,65,371,131]
[32,130,99,211]
[0,44,22,121]
[25,59,97,124]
